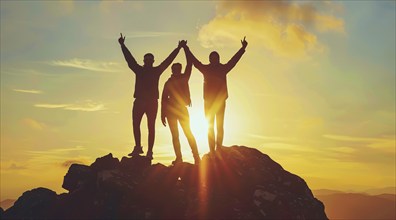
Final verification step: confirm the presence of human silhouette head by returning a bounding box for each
[171,63,182,75]
[209,51,220,64]
[144,53,154,67]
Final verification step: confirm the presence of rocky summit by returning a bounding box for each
[2,145,327,220]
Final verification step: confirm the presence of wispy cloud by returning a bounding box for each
[323,134,390,143]
[50,58,120,72]
[8,163,27,170]
[323,134,395,153]
[27,146,86,155]
[26,146,91,168]
[34,100,105,112]
[249,134,296,142]
[198,1,345,58]
[61,159,87,168]
[34,104,69,109]
[13,89,43,94]
[21,118,47,130]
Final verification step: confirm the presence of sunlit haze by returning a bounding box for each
[1,1,395,201]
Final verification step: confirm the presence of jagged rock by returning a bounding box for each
[2,188,57,219]
[91,153,120,171]
[62,164,95,192]
[119,154,151,173]
[3,145,328,220]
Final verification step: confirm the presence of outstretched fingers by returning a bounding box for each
[241,36,248,48]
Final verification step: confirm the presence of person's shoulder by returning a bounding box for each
[152,65,166,74]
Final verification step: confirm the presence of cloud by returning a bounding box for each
[323,134,395,153]
[25,146,91,168]
[34,100,105,112]
[249,134,297,142]
[198,1,345,58]
[21,118,47,130]
[8,163,27,170]
[328,146,356,154]
[13,89,43,94]
[61,159,87,168]
[34,104,69,109]
[27,146,86,155]
[50,58,121,72]
[323,134,390,143]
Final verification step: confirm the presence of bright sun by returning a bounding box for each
[188,107,209,153]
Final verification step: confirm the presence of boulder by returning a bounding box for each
[90,153,120,171]
[62,164,95,192]
[2,188,57,219]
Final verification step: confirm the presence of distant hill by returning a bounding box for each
[316,193,396,220]
[313,189,345,196]
[364,186,396,195]
[376,194,396,201]
[2,146,327,220]
[0,199,15,211]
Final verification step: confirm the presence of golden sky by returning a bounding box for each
[1,1,395,200]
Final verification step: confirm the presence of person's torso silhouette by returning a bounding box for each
[161,45,200,165]
[184,37,248,152]
[164,74,191,107]
[118,33,184,160]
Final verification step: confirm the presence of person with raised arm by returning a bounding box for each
[184,37,248,153]
[161,41,200,165]
[118,33,185,160]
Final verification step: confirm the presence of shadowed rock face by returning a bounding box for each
[1,146,327,220]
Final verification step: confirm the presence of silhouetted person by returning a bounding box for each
[161,42,200,165]
[118,33,184,160]
[184,37,248,153]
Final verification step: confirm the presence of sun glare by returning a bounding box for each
[188,107,209,154]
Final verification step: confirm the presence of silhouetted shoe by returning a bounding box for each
[146,151,153,161]
[172,158,183,165]
[128,146,144,157]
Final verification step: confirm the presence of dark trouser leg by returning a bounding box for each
[179,107,199,158]
[132,99,145,147]
[146,100,158,154]
[168,115,182,160]
[204,100,215,153]
[215,101,226,149]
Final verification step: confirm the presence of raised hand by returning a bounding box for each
[181,40,188,48]
[118,33,126,45]
[241,36,248,49]
[178,40,187,49]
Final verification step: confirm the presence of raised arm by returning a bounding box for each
[184,45,206,73]
[118,33,140,73]
[158,40,184,74]
[224,36,248,74]
[183,43,193,80]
